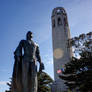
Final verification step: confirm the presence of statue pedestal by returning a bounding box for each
[51,79,67,92]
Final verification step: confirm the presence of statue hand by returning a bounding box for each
[39,63,44,72]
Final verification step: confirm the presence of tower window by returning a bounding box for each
[64,15,68,26]
[52,19,55,27]
[57,9,61,13]
[58,17,62,26]
[56,9,61,15]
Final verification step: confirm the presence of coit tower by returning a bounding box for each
[51,7,72,91]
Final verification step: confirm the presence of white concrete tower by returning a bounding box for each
[51,7,72,92]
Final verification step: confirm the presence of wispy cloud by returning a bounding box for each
[43,55,53,65]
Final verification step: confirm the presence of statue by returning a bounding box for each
[11,31,44,92]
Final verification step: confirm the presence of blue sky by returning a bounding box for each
[0,0,92,92]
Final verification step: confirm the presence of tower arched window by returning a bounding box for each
[58,17,62,26]
[64,15,68,26]
[52,19,55,27]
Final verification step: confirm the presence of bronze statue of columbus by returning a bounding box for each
[11,31,44,92]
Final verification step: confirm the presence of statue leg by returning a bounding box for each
[34,74,37,92]
[22,61,29,92]
[28,62,38,92]
[32,64,38,92]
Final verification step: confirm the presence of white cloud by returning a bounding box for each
[48,60,53,64]
[0,81,8,85]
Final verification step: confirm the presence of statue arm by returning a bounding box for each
[14,40,23,61]
[36,46,41,64]
[36,46,44,71]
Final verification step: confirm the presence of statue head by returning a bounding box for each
[26,31,33,40]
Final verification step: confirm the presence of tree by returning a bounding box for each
[38,72,53,92]
[59,32,92,92]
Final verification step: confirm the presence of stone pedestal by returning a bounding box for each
[51,79,67,92]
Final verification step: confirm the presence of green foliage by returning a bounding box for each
[38,72,53,92]
[59,32,92,92]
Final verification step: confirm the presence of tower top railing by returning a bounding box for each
[52,7,66,17]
